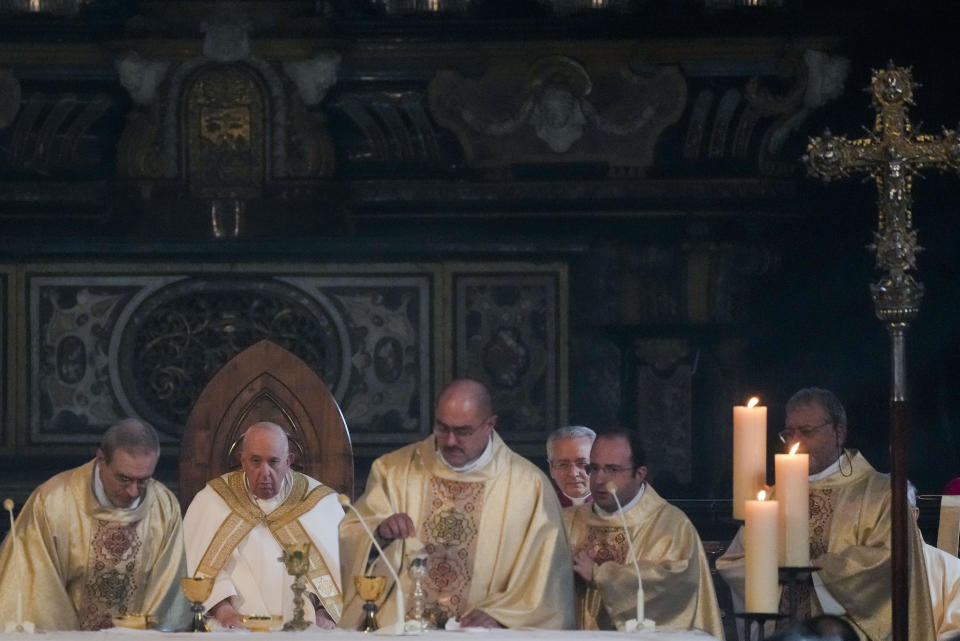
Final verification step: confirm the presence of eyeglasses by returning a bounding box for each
[584,464,637,475]
[434,418,491,440]
[109,469,152,488]
[778,421,833,444]
[550,460,589,472]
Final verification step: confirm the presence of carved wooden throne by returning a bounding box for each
[178,339,353,512]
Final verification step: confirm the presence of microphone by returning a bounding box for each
[3,499,35,634]
[604,482,654,631]
[338,495,407,634]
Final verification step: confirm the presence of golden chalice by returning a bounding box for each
[280,543,312,631]
[181,576,215,632]
[354,575,387,633]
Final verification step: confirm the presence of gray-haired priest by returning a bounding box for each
[183,422,344,630]
[0,419,189,630]
[564,428,724,637]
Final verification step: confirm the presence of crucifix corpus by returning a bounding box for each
[804,62,960,641]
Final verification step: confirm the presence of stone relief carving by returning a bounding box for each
[454,273,562,437]
[116,53,169,106]
[745,49,850,175]
[283,53,341,106]
[25,265,563,450]
[116,15,340,184]
[428,54,686,173]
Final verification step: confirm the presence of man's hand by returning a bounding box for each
[210,598,244,629]
[573,548,595,582]
[315,608,336,630]
[459,609,502,628]
[376,513,416,543]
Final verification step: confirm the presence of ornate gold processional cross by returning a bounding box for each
[805,63,960,641]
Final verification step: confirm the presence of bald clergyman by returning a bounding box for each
[339,378,574,630]
[183,422,344,630]
[0,419,189,630]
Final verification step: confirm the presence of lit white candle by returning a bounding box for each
[744,490,779,613]
[733,397,767,519]
[775,443,810,566]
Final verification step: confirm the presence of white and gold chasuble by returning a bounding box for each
[563,483,724,638]
[339,432,575,630]
[717,450,936,641]
[183,470,344,623]
[0,460,189,631]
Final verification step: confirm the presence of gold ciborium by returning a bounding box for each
[354,575,387,633]
[181,576,215,632]
[280,543,312,632]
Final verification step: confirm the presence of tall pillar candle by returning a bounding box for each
[733,398,767,519]
[775,444,810,566]
[744,491,779,613]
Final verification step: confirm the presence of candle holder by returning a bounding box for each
[735,612,788,641]
[778,566,819,623]
[180,576,215,632]
[280,543,312,632]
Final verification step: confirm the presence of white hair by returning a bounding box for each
[546,425,596,460]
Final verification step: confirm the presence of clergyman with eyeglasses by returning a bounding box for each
[563,428,724,636]
[0,418,189,631]
[547,425,596,507]
[339,377,574,630]
[716,387,937,641]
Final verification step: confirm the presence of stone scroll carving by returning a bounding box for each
[428,55,686,173]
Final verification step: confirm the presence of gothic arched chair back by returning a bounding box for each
[179,339,353,512]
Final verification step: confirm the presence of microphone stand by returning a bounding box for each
[338,495,407,635]
[605,482,654,632]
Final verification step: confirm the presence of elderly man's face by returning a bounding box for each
[549,437,592,499]
[240,428,293,500]
[96,448,157,508]
[783,402,846,475]
[434,395,495,468]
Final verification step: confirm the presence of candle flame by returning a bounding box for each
[747,397,759,408]
[757,490,767,501]
[789,442,800,455]
[605,481,617,493]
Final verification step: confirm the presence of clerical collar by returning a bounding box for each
[809,455,843,482]
[244,471,292,514]
[593,483,645,519]
[562,492,591,506]
[93,463,142,511]
[437,436,494,473]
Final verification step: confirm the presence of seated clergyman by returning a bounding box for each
[563,428,724,637]
[0,418,189,630]
[547,425,596,507]
[183,422,344,630]
[716,387,937,641]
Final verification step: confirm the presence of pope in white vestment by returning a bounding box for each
[182,422,344,629]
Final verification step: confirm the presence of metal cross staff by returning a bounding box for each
[805,62,960,641]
